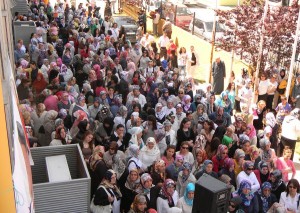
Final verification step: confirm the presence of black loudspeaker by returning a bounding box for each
[192,173,231,213]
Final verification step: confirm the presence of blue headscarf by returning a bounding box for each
[234,180,254,207]
[184,183,195,206]
[258,182,272,213]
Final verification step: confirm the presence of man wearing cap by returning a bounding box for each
[291,74,300,108]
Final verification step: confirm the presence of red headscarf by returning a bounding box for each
[32,73,47,94]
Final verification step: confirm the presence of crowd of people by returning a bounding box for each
[14,0,300,213]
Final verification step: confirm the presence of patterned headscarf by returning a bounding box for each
[160,179,176,207]
[234,149,245,159]
[140,173,153,189]
[216,144,228,159]
[258,182,272,212]
[184,183,195,206]
[235,180,254,207]
[243,161,254,171]
[182,162,192,182]
[239,134,250,145]
[246,124,256,139]
[202,160,213,172]
[224,158,234,170]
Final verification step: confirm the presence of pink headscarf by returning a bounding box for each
[93,64,101,80]
[246,124,256,139]
[216,144,228,159]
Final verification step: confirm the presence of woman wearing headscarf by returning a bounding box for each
[269,170,286,202]
[139,137,161,168]
[32,72,48,95]
[232,180,259,212]
[191,148,207,176]
[191,103,208,132]
[147,83,159,108]
[127,144,147,173]
[212,125,226,142]
[91,169,122,213]
[244,145,261,170]
[158,88,170,107]
[236,161,260,193]
[215,91,232,115]
[191,94,204,112]
[128,194,148,213]
[157,179,179,213]
[176,162,196,197]
[129,127,144,150]
[89,146,108,198]
[254,161,270,186]
[42,110,58,146]
[140,173,160,210]
[120,168,143,213]
[176,182,195,213]
[181,95,193,113]
[150,160,167,185]
[71,119,89,144]
[212,144,229,173]
[166,155,184,181]
[218,157,236,188]
[95,117,114,149]
[195,159,218,180]
[222,135,233,149]
[244,124,257,146]
[233,149,245,177]
[259,138,277,169]
[155,103,166,124]
[31,103,47,139]
[255,182,277,213]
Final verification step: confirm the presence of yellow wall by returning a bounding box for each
[198,0,245,6]
[0,79,16,212]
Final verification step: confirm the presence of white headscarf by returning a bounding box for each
[141,137,160,156]
[129,127,144,147]
[265,112,276,128]
[155,103,166,120]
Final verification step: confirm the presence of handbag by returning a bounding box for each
[90,186,112,213]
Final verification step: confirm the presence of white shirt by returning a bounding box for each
[157,191,179,213]
[236,171,260,193]
[281,115,300,140]
[267,79,278,95]
[110,27,119,41]
[279,192,300,212]
[258,80,269,95]
[176,151,194,165]
[158,35,170,48]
